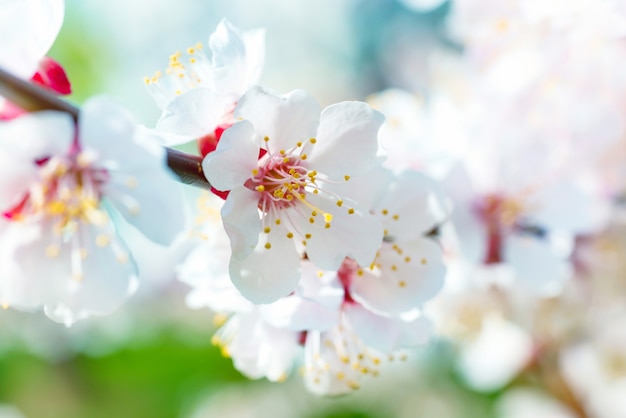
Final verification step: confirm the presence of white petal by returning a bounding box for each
[261,264,343,331]
[302,194,384,270]
[458,316,533,392]
[235,86,321,151]
[82,99,186,245]
[43,228,138,326]
[350,238,445,316]
[378,170,450,239]
[529,181,605,234]
[343,303,433,353]
[504,234,572,296]
[155,88,230,142]
[0,0,64,77]
[229,222,302,304]
[307,101,384,178]
[209,19,265,98]
[221,186,261,260]
[202,120,259,191]
[214,310,299,382]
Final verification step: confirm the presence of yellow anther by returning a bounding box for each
[391,265,398,271]
[404,256,411,263]
[421,258,427,265]
[313,190,319,194]
[302,240,307,246]
[309,217,315,224]
[296,141,302,147]
[286,232,294,239]
[305,233,312,240]
[196,42,203,49]
[264,227,271,233]
[382,209,389,215]
[175,90,182,95]
[280,149,286,155]
[256,185,265,192]
[348,208,355,215]
[187,47,195,54]
[399,280,406,287]
[317,271,324,278]
[357,269,364,276]
[96,234,110,247]
[336,200,344,207]
[143,77,150,84]
[45,245,60,258]
[300,154,307,160]
[264,136,269,142]
[286,195,293,201]
[252,168,259,176]
[344,175,351,181]
[323,213,333,223]
[275,219,281,225]
[325,223,331,229]
[336,372,345,380]
[189,58,196,64]
[393,214,399,220]
[309,138,317,144]
[264,242,272,249]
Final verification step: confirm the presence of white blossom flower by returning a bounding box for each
[0,97,185,325]
[145,18,265,146]
[202,86,385,303]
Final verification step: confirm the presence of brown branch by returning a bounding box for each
[0,66,211,189]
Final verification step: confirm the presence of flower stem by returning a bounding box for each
[0,66,211,190]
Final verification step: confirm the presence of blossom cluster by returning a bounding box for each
[4,0,626,408]
[0,1,447,395]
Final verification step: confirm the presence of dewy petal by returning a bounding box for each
[235,86,321,151]
[209,19,265,98]
[0,111,73,210]
[504,233,572,296]
[302,194,384,270]
[351,237,445,316]
[221,186,262,260]
[202,120,260,191]
[343,303,433,353]
[307,101,384,178]
[0,0,64,77]
[229,222,302,304]
[81,98,186,245]
[155,88,230,142]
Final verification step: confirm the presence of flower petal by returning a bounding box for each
[0,0,64,77]
[301,194,384,270]
[81,98,187,245]
[261,263,343,331]
[155,88,230,142]
[343,303,433,353]
[235,86,321,151]
[0,111,73,210]
[221,185,262,260]
[504,233,572,296]
[351,237,445,316]
[209,19,265,98]
[229,222,302,304]
[377,170,450,239]
[307,101,384,178]
[202,120,260,191]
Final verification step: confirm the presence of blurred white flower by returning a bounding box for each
[0,97,185,325]
[202,86,384,303]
